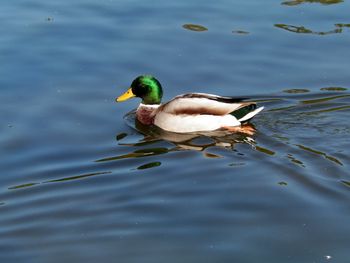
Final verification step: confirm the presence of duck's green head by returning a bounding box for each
[116,75,163,105]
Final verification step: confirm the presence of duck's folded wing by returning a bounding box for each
[158,93,255,116]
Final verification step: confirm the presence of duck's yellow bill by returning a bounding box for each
[116,88,135,102]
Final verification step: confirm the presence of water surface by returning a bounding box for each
[1,0,350,262]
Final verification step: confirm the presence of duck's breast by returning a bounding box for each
[136,104,159,125]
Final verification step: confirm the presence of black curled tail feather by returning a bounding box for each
[230,103,257,122]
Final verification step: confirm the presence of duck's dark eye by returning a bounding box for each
[132,84,148,97]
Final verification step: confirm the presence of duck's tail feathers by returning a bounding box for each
[238,106,264,123]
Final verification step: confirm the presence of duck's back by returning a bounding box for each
[157,93,249,115]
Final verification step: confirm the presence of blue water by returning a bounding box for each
[1,0,350,262]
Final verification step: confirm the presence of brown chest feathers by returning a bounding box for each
[136,104,159,125]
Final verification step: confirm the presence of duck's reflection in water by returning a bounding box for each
[122,113,257,152]
[96,112,258,164]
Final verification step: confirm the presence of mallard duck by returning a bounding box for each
[116,75,264,133]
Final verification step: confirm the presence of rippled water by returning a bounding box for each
[1,0,350,262]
